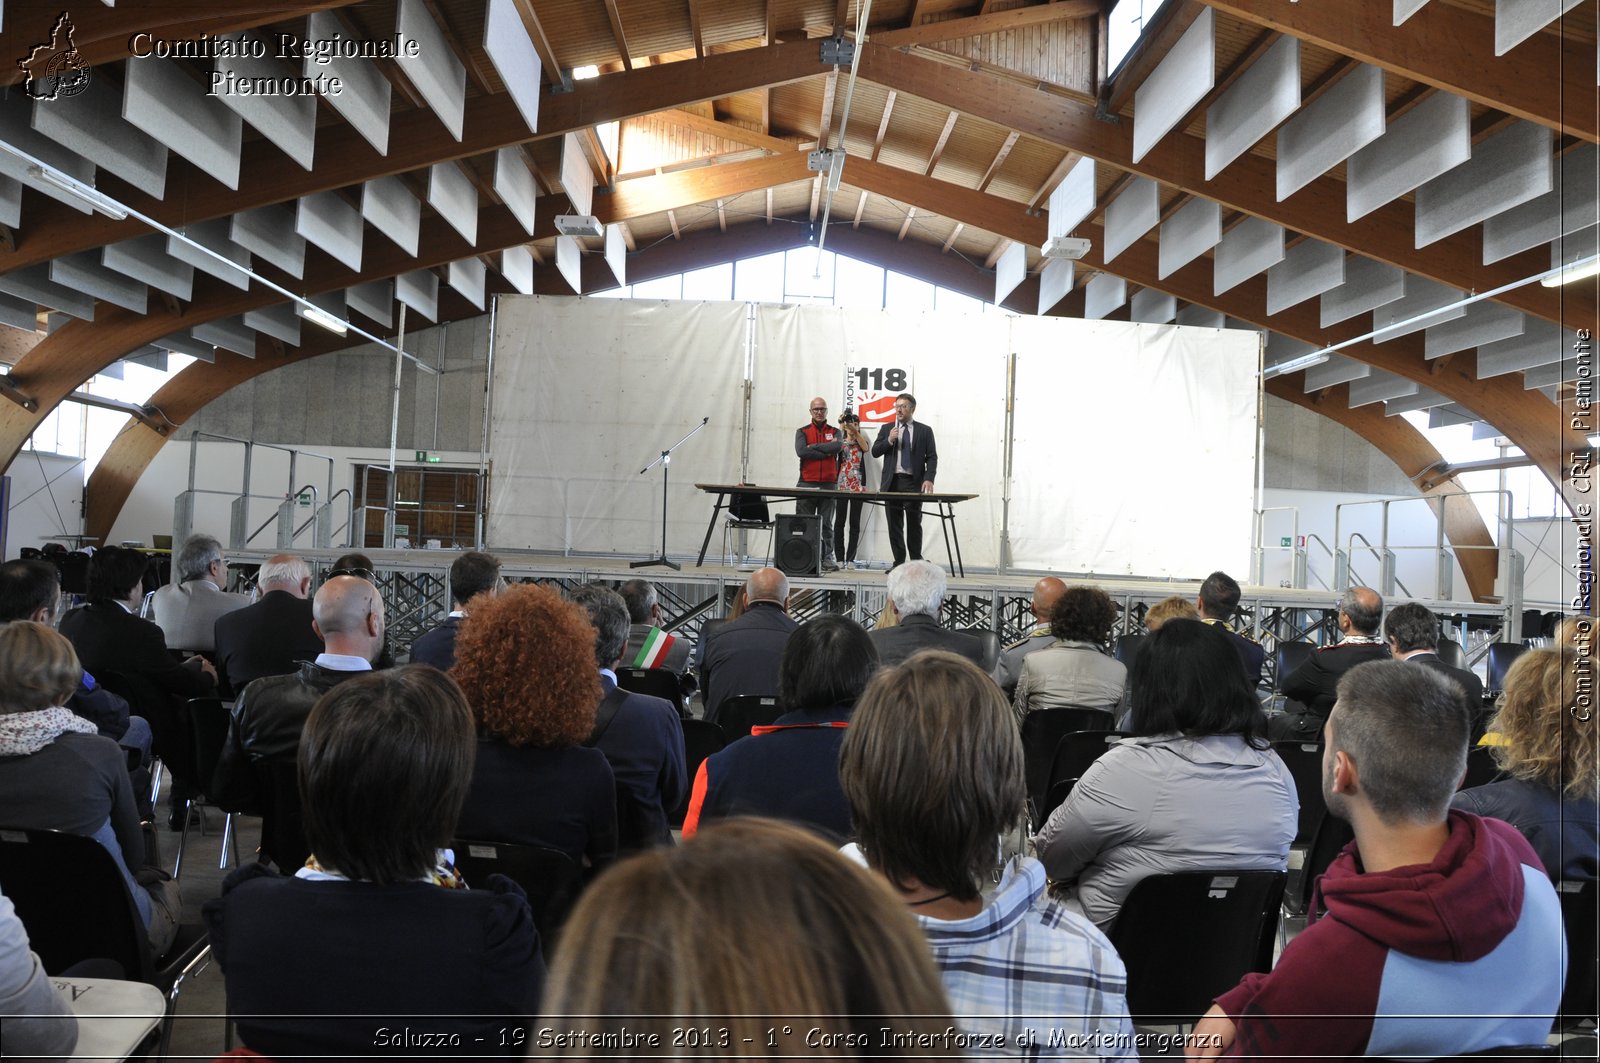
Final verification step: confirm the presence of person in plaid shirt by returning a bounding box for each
[840,650,1136,1061]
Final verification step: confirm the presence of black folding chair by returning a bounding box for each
[670,719,727,828]
[1485,642,1530,697]
[1113,633,1146,669]
[615,666,687,717]
[1108,870,1286,1024]
[262,760,311,873]
[1019,706,1116,819]
[1459,745,1504,791]
[451,839,586,948]
[714,694,784,742]
[0,827,211,1057]
[1438,638,1470,671]
[1039,730,1128,821]
[1557,878,1598,1032]
[1273,640,1316,694]
[1271,740,1327,848]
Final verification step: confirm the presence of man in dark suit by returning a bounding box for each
[870,391,938,568]
[212,554,324,698]
[1273,585,1389,741]
[1196,570,1266,688]
[869,560,988,669]
[409,550,502,671]
[571,585,687,852]
[1384,601,1486,714]
[699,567,799,722]
[617,578,692,675]
[58,545,216,827]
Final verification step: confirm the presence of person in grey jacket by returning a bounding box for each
[1013,586,1126,720]
[0,888,77,1061]
[1035,619,1298,930]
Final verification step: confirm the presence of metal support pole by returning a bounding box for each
[477,299,497,551]
[385,305,408,549]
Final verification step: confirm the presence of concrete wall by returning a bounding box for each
[3,451,87,557]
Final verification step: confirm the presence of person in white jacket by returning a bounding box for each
[0,889,77,1062]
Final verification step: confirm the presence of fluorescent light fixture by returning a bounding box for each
[1262,351,1330,379]
[299,304,348,337]
[1541,255,1600,288]
[26,165,129,220]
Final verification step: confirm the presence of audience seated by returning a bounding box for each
[538,817,958,1058]
[1145,595,1199,630]
[1013,585,1126,719]
[1273,586,1388,741]
[451,584,618,870]
[324,553,396,668]
[203,667,543,1058]
[1189,661,1566,1059]
[569,585,686,853]
[0,558,151,764]
[684,614,878,841]
[212,554,324,700]
[1036,619,1297,930]
[699,567,798,722]
[0,623,180,955]
[868,560,987,669]
[1384,601,1486,708]
[839,650,1135,1058]
[148,533,248,654]
[1453,648,1599,882]
[1195,571,1265,688]
[996,576,1066,696]
[59,545,215,828]
[0,886,77,1059]
[410,551,502,671]
[211,576,384,818]
[617,578,692,674]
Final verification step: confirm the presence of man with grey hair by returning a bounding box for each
[869,560,988,669]
[617,578,691,675]
[1273,585,1389,741]
[1191,661,1563,1059]
[570,585,686,851]
[212,576,385,817]
[213,554,324,699]
[150,532,248,654]
[699,567,798,722]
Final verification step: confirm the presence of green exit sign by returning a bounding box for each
[413,451,442,464]
[1280,536,1292,548]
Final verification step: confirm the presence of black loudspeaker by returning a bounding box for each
[774,513,822,577]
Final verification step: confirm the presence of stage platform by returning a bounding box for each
[220,547,1514,678]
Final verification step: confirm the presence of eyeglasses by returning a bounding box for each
[810,406,828,412]
[327,567,377,583]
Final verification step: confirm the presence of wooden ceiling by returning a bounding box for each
[0,0,1591,549]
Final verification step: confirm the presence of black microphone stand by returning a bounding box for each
[632,416,709,571]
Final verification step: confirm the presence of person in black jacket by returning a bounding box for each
[1272,586,1389,742]
[1383,601,1486,711]
[870,392,938,568]
[212,554,323,699]
[699,567,798,722]
[409,550,502,671]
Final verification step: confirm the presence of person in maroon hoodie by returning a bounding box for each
[1187,660,1565,1061]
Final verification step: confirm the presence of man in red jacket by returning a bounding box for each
[1187,660,1564,1060]
[794,396,842,572]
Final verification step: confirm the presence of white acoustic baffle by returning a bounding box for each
[604,226,626,289]
[0,291,38,332]
[396,269,440,322]
[192,316,257,358]
[1083,273,1127,320]
[0,264,95,319]
[103,234,194,301]
[1213,217,1284,295]
[306,9,391,154]
[243,303,302,347]
[0,176,17,229]
[560,132,596,218]
[495,147,539,236]
[1305,354,1371,391]
[1320,257,1405,328]
[31,77,167,195]
[1395,0,1432,23]
[1483,142,1598,264]
[1385,387,1451,415]
[1047,157,1095,238]
[396,0,468,140]
[429,161,479,245]
[1496,0,1583,55]
[50,252,147,314]
[1129,287,1176,324]
[1206,34,1298,180]
[1348,368,1419,407]
[1414,120,1551,247]
[153,332,216,363]
[1424,303,1524,360]
[448,257,487,310]
[296,190,365,272]
[502,246,535,296]
[230,205,307,279]
[1277,64,1385,201]
[1176,304,1225,329]
[167,219,251,290]
[1103,176,1159,263]
[994,242,1026,304]
[1037,258,1074,315]
[1266,238,1344,315]
[483,0,542,134]
[362,175,422,256]
[1475,320,1570,377]
[555,235,582,295]
[1371,277,1465,342]
[1132,7,1213,163]
[123,56,242,190]
[1158,197,1221,279]
[213,32,316,170]
[347,279,394,328]
[1347,90,1469,222]
[0,93,94,213]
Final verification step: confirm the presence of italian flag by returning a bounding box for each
[631,627,677,669]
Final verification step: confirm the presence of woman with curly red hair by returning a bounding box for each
[451,583,618,870]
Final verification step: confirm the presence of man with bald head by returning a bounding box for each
[213,554,325,698]
[997,576,1067,696]
[699,567,800,722]
[1274,585,1389,741]
[212,576,387,813]
[795,395,843,572]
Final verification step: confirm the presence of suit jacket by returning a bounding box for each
[59,599,215,706]
[212,590,324,700]
[409,615,463,671]
[869,613,988,669]
[213,662,368,814]
[997,627,1053,696]
[1407,652,1486,710]
[871,418,937,489]
[1281,639,1392,716]
[622,621,692,674]
[589,675,687,852]
[150,580,249,653]
[1203,618,1267,689]
[700,602,798,721]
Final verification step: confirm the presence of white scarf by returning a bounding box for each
[0,706,97,757]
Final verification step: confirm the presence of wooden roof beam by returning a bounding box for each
[873,0,1098,49]
[1203,0,1598,143]
[0,42,831,273]
[602,0,635,71]
[688,0,707,59]
[508,0,568,86]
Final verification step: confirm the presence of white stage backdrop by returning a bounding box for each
[488,296,1260,576]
